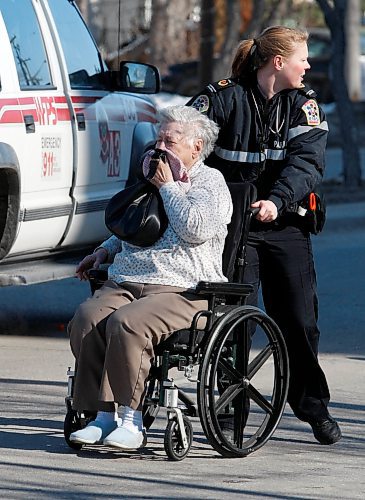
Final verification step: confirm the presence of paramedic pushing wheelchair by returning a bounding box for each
[67,105,232,451]
[188,25,341,445]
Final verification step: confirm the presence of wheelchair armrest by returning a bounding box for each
[87,267,109,294]
[88,268,108,281]
[196,281,253,296]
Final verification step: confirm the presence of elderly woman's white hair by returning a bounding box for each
[157,105,220,160]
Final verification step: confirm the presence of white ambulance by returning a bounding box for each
[0,0,160,285]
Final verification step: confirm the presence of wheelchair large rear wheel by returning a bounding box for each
[198,305,289,458]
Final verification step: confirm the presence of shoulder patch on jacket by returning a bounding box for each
[302,99,320,125]
[298,84,317,99]
[206,78,236,93]
[190,94,210,113]
[190,78,237,113]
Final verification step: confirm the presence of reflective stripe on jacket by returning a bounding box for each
[187,78,328,215]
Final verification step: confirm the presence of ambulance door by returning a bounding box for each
[44,0,143,248]
[0,0,74,255]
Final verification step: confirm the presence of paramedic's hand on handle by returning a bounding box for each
[149,158,173,189]
[75,248,108,281]
[251,200,278,223]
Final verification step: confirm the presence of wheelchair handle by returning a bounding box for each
[249,207,260,217]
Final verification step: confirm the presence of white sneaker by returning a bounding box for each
[70,419,119,445]
[103,426,146,450]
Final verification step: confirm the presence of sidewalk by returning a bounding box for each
[0,229,364,498]
[0,335,364,499]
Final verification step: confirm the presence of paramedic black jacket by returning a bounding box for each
[187,77,328,218]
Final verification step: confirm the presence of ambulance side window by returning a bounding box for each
[0,0,53,89]
[47,0,107,90]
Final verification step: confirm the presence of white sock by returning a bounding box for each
[94,410,119,424]
[122,406,143,433]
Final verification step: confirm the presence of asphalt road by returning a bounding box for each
[0,211,364,499]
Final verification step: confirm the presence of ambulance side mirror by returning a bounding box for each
[117,61,160,94]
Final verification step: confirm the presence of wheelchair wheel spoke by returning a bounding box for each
[217,356,242,382]
[248,344,273,379]
[232,394,248,448]
[247,383,274,415]
[214,382,243,414]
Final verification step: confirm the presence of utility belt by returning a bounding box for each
[209,158,326,235]
[295,186,326,235]
[277,188,326,234]
[250,187,326,235]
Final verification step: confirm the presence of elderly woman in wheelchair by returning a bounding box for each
[64,105,289,460]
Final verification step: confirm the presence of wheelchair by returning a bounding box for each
[64,183,289,460]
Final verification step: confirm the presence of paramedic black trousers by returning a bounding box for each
[243,222,331,422]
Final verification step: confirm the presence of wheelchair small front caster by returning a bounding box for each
[64,409,83,450]
[164,414,193,461]
[63,410,96,450]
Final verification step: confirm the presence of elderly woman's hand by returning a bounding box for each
[251,200,278,222]
[75,248,108,281]
[149,158,174,189]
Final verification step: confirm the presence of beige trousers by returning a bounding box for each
[68,281,208,411]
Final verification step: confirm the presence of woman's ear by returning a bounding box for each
[273,55,284,71]
[193,139,203,158]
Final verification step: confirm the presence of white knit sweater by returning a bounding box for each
[100,160,232,289]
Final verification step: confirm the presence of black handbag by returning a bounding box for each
[105,179,168,247]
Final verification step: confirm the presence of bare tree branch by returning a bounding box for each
[213,0,241,79]
[315,0,361,187]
